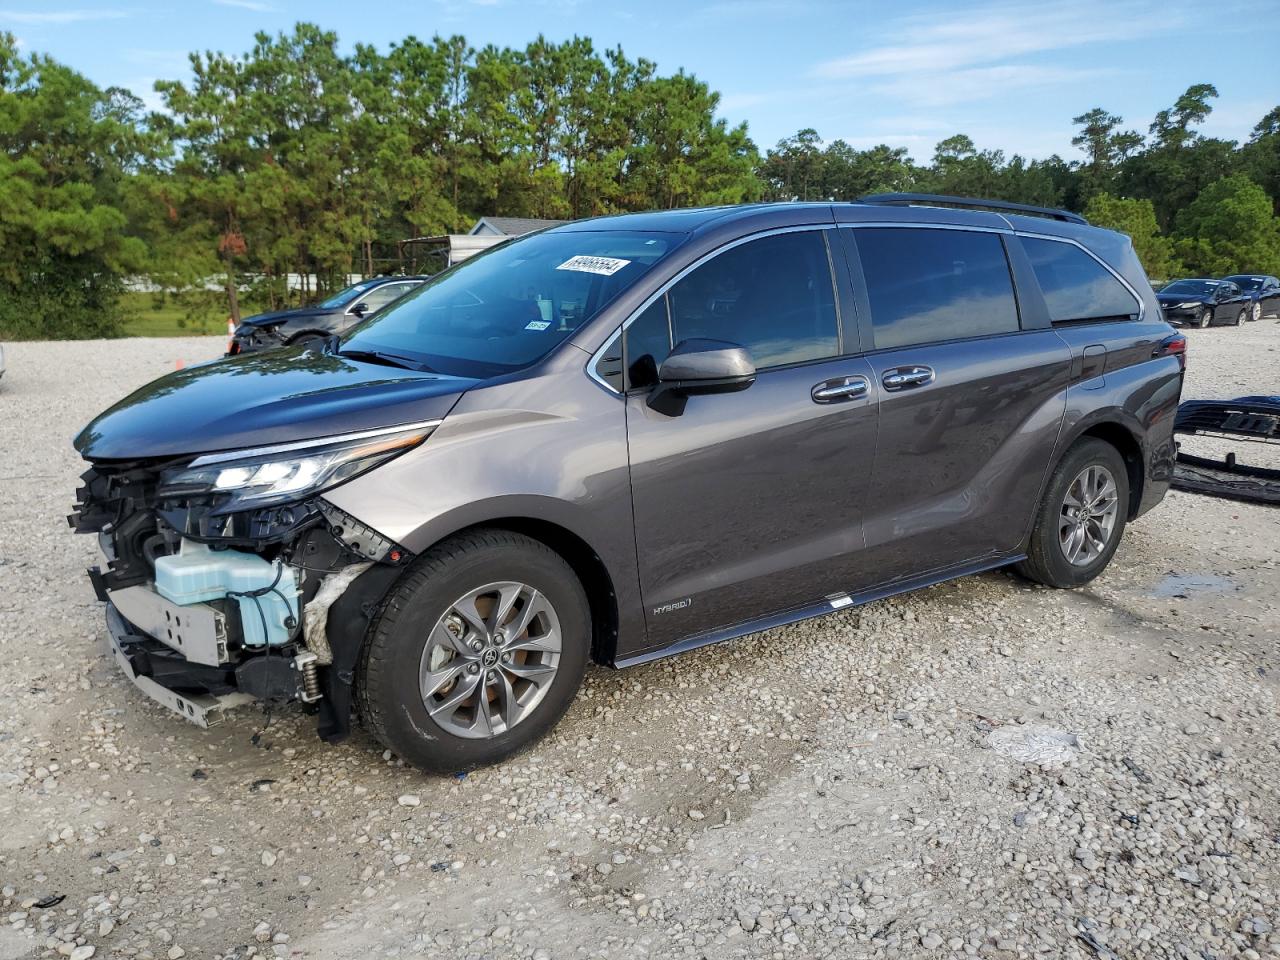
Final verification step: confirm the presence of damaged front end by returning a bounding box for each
[70,424,432,740]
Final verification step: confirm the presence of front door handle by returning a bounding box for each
[811,376,869,404]
[881,365,935,390]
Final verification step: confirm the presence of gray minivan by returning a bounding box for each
[72,194,1186,772]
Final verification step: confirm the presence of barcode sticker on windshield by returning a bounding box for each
[556,255,631,276]
[525,320,551,331]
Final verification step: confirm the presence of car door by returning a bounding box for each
[623,227,878,650]
[838,226,1072,587]
[1266,278,1280,317]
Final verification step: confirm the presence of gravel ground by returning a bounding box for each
[1,325,1278,960]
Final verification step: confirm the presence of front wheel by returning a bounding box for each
[1016,438,1129,588]
[1234,308,1246,326]
[356,529,590,772]
[1198,308,1212,328]
[1250,302,1262,322]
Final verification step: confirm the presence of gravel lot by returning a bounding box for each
[1,325,1278,960]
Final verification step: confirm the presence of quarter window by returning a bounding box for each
[855,228,1020,350]
[1022,237,1139,324]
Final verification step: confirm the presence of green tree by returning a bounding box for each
[1240,106,1280,215]
[0,33,154,338]
[1071,107,1142,198]
[1083,193,1180,279]
[1174,174,1280,276]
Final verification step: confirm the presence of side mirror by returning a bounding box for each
[647,338,755,415]
[351,301,370,318]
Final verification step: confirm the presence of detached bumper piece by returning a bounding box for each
[1172,395,1280,506]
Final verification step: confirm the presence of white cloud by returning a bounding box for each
[0,8,127,23]
[872,64,1116,108]
[813,0,1183,81]
[211,0,275,10]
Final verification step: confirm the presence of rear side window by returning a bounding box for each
[855,228,1020,350]
[1022,237,1139,324]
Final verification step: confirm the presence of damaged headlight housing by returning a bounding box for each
[159,422,436,511]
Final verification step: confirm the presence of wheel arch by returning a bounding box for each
[1062,417,1146,520]
[285,328,334,344]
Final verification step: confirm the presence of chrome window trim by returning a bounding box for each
[586,224,839,396]
[188,419,444,466]
[1007,230,1146,323]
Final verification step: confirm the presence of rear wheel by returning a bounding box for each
[1016,438,1129,588]
[356,529,589,773]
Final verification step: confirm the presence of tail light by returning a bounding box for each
[1155,333,1187,370]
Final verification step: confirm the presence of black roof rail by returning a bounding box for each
[858,192,1088,225]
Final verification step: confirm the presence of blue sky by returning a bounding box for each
[3,0,1277,162]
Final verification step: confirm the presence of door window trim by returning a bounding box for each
[587,224,846,396]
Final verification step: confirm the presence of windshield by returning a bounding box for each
[341,230,682,378]
[320,280,383,309]
[1161,280,1217,296]
[1224,276,1262,291]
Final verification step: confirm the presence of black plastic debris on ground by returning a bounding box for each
[1173,395,1280,505]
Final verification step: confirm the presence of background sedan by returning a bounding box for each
[1222,274,1280,321]
[1156,279,1249,328]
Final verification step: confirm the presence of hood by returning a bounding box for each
[75,348,475,460]
[242,306,334,327]
[1157,292,1207,305]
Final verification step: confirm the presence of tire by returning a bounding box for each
[1250,302,1261,322]
[356,529,590,773]
[1198,308,1211,329]
[289,334,326,348]
[1016,438,1130,589]
[1234,308,1246,326]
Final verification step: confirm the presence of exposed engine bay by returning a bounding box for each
[69,452,413,740]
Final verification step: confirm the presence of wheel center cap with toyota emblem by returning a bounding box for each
[481,649,499,668]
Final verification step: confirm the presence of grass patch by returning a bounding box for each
[119,292,269,338]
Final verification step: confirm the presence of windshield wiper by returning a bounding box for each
[337,348,430,372]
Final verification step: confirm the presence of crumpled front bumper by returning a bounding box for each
[106,602,255,728]
[226,325,285,356]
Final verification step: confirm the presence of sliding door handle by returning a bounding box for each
[811,376,869,404]
[881,365,935,390]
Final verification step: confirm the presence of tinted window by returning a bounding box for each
[342,231,681,378]
[662,230,840,368]
[1023,238,1139,323]
[856,228,1019,350]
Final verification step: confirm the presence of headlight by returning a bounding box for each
[159,422,437,511]
[1177,302,1200,309]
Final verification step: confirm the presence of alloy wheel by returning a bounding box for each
[1058,465,1120,566]
[1251,302,1261,322]
[419,581,562,739]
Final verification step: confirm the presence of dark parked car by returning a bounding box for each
[1156,278,1249,327]
[72,193,1185,772]
[227,276,428,355]
[1221,274,1280,322]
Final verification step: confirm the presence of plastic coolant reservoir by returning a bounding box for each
[153,541,300,648]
